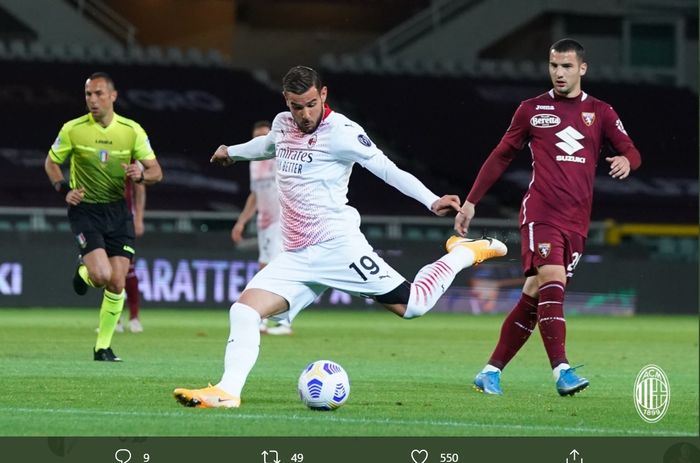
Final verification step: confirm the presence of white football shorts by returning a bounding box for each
[257,221,283,265]
[245,233,405,321]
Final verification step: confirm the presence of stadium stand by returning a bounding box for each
[0,60,281,213]
[0,58,696,225]
[0,0,695,224]
[323,71,698,223]
[0,5,36,43]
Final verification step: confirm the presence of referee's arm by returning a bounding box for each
[124,158,163,186]
[44,154,67,192]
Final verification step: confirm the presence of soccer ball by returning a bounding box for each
[297,360,350,410]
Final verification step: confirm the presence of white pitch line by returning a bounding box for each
[4,407,694,437]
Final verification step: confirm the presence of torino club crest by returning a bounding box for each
[581,112,595,126]
[537,242,551,258]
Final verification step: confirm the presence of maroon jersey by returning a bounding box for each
[124,176,134,213]
[470,90,640,237]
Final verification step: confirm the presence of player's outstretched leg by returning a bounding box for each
[403,236,507,319]
[445,236,508,265]
[173,302,260,408]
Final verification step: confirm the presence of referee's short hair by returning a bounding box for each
[87,71,116,89]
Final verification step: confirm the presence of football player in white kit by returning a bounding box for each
[231,120,292,335]
[174,66,507,408]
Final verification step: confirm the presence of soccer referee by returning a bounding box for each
[44,72,163,361]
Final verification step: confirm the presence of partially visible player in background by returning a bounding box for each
[123,162,146,333]
[44,71,162,361]
[230,120,292,336]
[454,38,642,396]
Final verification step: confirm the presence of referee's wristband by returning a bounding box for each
[53,180,69,194]
[135,171,145,184]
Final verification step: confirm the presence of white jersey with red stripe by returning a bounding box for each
[227,108,439,251]
[249,159,279,232]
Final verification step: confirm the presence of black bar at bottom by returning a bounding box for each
[3,436,700,463]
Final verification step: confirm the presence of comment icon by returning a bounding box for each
[115,448,132,463]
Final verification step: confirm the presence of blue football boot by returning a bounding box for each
[473,370,503,395]
[556,366,589,396]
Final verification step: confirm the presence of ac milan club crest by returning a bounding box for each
[581,112,595,126]
[538,242,551,259]
[308,134,317,148]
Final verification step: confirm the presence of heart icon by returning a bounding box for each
[410,449,429,463]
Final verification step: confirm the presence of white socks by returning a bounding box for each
[403,248,472,319]
[482,364,501,374]
[445,245,475,269]
[216,302,261,397]
[553,362,571,381]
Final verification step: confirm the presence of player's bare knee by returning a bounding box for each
[536,265,567,286]
[239,288,288,318]
[522,276,540,296]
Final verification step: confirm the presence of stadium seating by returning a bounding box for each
[0,59,696,224]
[0,60,280,213]
[323,70,699,223]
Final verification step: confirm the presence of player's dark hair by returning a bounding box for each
[252,120,271,130]
[550,38,586,60]
[87,71,116,89]
[282,66,322,94]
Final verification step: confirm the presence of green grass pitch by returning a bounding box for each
[0,308,697,437]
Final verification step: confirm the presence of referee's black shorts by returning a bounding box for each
[68,199,135,259]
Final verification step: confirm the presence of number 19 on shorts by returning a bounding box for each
[349,256,379,281]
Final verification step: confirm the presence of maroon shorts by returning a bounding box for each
[520,222,586,278]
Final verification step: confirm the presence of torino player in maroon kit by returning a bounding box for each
[454,39,642,396]
[123,165,145,333]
